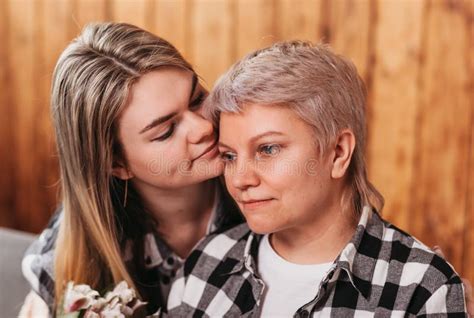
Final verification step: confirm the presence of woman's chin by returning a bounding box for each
[246,217,279,235]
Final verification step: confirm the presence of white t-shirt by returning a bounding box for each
[258,234,333,317]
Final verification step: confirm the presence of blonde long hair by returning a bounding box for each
[52,22,193,306]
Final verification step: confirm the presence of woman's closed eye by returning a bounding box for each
[189,91,206,110]
[152,122,176,142]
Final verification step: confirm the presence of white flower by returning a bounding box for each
[60,280,147,318]
[106,281,136,304]
[100,302,125,318]
[83,309,100,318]
[91,297,108,311]
[63,282,100,313]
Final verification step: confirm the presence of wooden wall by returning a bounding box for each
[0,0,472,282]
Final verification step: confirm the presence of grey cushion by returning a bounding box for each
[0,228,36,318]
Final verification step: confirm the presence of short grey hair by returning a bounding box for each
[206,40,384,215]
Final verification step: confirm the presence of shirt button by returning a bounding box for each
[299,310,310,318]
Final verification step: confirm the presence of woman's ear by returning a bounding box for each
[112,162,134,180]
[331,129,356,179]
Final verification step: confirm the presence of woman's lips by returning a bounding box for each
[194,140,219,161]
[241,199,275,211]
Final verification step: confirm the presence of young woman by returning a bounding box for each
[167,41,468,316]
[21,22,243,315]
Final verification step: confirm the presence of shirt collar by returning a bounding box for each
[335,206,383,299]
[228,206,383,300]
[224,229,260,276]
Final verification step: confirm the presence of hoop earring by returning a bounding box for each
[123,179,128,208]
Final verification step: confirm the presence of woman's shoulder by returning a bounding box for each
[379,217,460,282]
[22,206,63,310]
[372,215,466,314]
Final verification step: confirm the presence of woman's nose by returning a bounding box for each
[186,111,215,144]
[229,159,260,191]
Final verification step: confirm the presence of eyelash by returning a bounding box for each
[189,92,205,110]
[258,144,281,157]
[220,144,282,162]
[152,122,175,142]
[151,93,206,142]
[220,152,236,162]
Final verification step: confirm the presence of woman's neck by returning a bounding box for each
[133,179,217,258]
[270,204,357,265]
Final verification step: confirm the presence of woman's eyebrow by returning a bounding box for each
[249,131,285,143]
[140,74,198,135]
[218,141,233,149]
[139,112,177,134]
[218,131,285,149]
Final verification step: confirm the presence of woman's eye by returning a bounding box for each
[220,151,236,162]
[259,144,281,157]
[189,92,206,110]
[152,123,175,142]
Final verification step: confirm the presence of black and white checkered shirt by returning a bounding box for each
[167,206,467,317]
[21,181,243,315]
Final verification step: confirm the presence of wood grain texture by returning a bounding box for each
[465,0,474,285]
[410,0,472,273]
[328,0,371,80]
[188,0,234,87]
[467,106,474,283]
[0,0,14,228]
[110,0,148,28]
[235,0,275,59]
[35,0,74,230]
[151,0,188,57]
[366,0,425,229]
[275,0,323,42]
[8,0,39,232]
[72,0,108,32]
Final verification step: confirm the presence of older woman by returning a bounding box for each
[167,41,467,317]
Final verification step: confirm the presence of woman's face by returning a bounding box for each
[218,103,340,234]
[115,67,222,190]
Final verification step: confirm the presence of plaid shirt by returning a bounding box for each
[21,180,243,315]
[167,206,467,317]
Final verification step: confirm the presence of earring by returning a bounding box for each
[123,179,128,208]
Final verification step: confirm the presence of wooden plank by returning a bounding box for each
[366,0,425,229]
[110,0,148,29]
[235,0,275,59]
[33,0,74,232]
[328,0,371,80]
[274,0,323,42]
[72,0,108,32]
[465,0,474,286]
[188,0,234,87]
[8,0,38,232]
[410,0,471,271]
[151,0,188,57]
[0,0,15,229]
[467,99,474,284]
